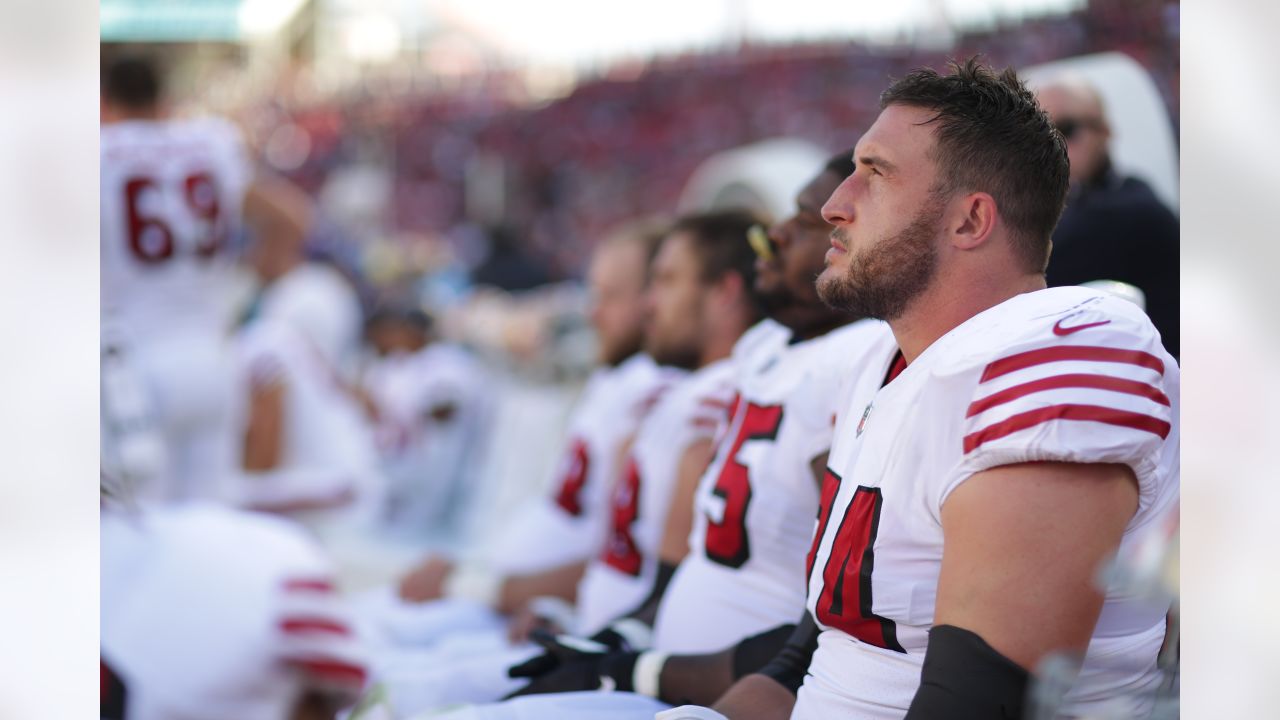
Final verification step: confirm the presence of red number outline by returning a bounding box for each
[553,437,591,517]
[811,469,905,653]
[122,172,225,264]
[601,456,643,576]
[704,398,784,568]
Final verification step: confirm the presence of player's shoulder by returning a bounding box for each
[731,318,791,368]
[135,503,330,574]
[806,318,895,368]
[934,286,1171,381]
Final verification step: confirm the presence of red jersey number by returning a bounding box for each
[704,399,784,568]
[123,172,225,264]
[601,456,643,576]
[811,470,905,653]
[553,438,591,517]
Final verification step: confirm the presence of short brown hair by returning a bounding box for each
[880,57,1070,272]
[669,208,766,319]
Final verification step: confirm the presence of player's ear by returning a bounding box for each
[710,270,746,310]
[949,191,998,252]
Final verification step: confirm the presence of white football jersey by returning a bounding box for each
[101,117,249,339]
[234,318,384,520]
[653,319,891,653]
[574,358,737,635]
[101,503,366,720]
[796,287,1179,720]
[489,353,678,575]
[256,263,363,377]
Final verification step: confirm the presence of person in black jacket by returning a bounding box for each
[1038,78,1179,358]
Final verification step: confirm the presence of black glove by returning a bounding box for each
[505,627,639,697]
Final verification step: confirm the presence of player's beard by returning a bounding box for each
[817,201,941,321]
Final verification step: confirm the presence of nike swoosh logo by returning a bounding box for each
[1053,318,1112,336]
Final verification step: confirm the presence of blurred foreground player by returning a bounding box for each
[367,211,761,715]
[100,55,248,502]
[679,58,1178,720]
[101,416,368,718]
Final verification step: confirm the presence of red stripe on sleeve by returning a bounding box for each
[280,617,351,636]
[283,578,335,593]
[288,657,367,686]
[963,404,1171,454]
[981,346,1164,383]
[966,373,1171,418]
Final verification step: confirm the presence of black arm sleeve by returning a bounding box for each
[756,612,820,694]
[619,560,678,627]
[904,624,1030,720]
[648,622,796,707]
[731,623,797,679]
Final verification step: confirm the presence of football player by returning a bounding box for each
[100,55,249,503]
[101,410,368,719]
[233,179,385,531]
[368,210,763,715]
[675,57,1178,720]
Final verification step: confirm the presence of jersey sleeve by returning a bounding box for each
[689,381,737,441]
[274,574,368,703]
[944,314,1175,512]
[238,322,291,391]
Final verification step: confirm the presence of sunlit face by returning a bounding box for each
[755,169,848,330]
[643,231,707,369]
[1037,84,1109,186]
[817,104,946,321]
[587,239,649,366]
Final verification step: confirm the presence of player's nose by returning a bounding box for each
[821,177,856,225]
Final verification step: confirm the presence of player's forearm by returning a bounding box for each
[651,621,795,706]
[711,674,796,720]
[243,386,284,471]
[656,649,736,706]
[496,561,586,614]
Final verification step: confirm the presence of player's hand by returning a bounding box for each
[507,627,610,680]
[396,555,454,603]
[505,628,640,698]
[507,604,566,644]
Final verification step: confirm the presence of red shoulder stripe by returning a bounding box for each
[280,617,351,636]
[963,403,1171,454]
[981,346,1164,383]
[283,578,335,593]
[288,657,367,686]
[966,373,1170,418]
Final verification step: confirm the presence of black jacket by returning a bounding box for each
[1046,163,1179,358]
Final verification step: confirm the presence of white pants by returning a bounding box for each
[422,690,672,720]
[114,330,238,503]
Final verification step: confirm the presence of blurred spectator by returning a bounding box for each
[1038,77,1180,357]
[470,224,555,291]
